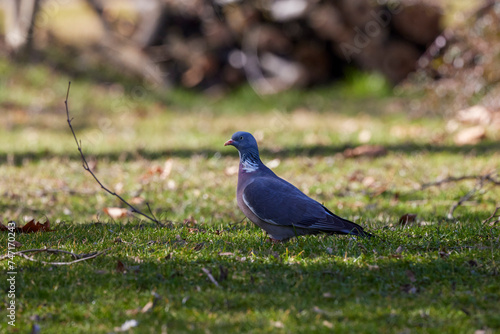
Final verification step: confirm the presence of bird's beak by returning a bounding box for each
[224,139,235,146]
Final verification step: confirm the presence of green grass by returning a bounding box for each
[0,56,499,333]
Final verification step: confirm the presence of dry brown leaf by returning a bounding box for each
[399,213,417,226]
[116,260,126,273]
[343,145,387,158]
[454,126,486,146]
[0,220,53,233]
[104,207,129,219]
[141,165,163,180]
[183,216,198,226]
[12,240,22,248]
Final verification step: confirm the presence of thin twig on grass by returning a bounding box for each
[483,206,500,226]
[64,82,164,226]
[421,173,500,190]
[0,248,110,265]
[201,267,220,288]
[447,173,499,219]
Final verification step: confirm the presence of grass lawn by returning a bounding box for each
[0,57,499,333]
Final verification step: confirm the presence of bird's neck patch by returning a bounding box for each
[242,159,259,173]
[240,151,260,173]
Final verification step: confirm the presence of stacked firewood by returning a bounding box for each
[3,0,443,92]
[127,0,442,92]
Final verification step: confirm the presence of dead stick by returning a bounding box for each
[483,206,500,225]
[1,248,110,265]
[421,173,498,190]
[64,82,164,226]
[201,267,220,288]
[447,175,488,219]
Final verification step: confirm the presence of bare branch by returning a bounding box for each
[1,248,110,265]
[447,174,492,219]
[421,173,499,190]
[483,206,500,226]
[64,82,164,226]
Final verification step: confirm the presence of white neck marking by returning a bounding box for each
[242,160,259,173]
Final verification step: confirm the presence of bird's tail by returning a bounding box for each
[323,205,374,238]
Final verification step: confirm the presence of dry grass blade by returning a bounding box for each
[64,82,164,227]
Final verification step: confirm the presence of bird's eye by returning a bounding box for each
[239,136,243,140]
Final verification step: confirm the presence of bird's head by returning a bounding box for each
[224,131,259,153]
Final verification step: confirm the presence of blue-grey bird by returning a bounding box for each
[224,131,372,241]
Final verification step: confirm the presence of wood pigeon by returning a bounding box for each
[224,131,372,241]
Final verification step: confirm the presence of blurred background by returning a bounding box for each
[2,0,500,113]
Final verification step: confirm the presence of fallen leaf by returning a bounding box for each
[399,214,417,226]
[323,320,333,329]
[183,216,197,226]
[271,321,284,329]
[141,301,154,313]
[343,145,387,158]
[160,159,173,179]
[454,126,486,146]
[116,260,126,273]
[367,264,380,271]
[0,220,53,233]
[104,207,129,219]
[130,197,145,205]
[395,245,403,254]
[141,165,163,180]
[12,240,22,248]
[456,105,491,125]
[218,252,234,256]
[322,292,333,298]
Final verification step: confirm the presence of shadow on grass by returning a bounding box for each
[0,141,498,166]
[11,221,499,332]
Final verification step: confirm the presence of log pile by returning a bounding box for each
[126,0,443,92]
[4,0,443,92]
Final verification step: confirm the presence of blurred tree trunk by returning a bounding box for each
[2,0,40,56]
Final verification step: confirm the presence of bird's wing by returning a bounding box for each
[242,176,357,233]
